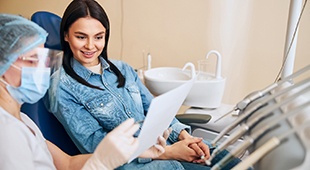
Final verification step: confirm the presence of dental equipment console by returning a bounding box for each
[212,99,310,170]
[203,63,310,170]
[232,120,310,170]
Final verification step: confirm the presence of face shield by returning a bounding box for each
[23,47,63,95]
[45,48,63,109]
[17,47,62,69]
[15,46,62,89]
[1,47,63,104]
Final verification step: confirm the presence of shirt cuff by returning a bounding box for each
[168,119,191,143]
[137,158,152,163]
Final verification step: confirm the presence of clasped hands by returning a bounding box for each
[155,129,210,164]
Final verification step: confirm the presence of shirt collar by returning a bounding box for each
[71,57,111,80]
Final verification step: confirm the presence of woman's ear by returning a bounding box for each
[64,32,69,42]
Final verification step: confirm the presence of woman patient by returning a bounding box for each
[48,0,241,169]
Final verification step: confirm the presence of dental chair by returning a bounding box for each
[21,99,81,155]
[21,11,81,155]
[30,11,61,50]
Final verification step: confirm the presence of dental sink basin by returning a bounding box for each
[144,67,225,108]
[144,67,191,95]
[144,50,226,109]
[186,75,225,109]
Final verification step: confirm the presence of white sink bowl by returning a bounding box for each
[144,67,226,108]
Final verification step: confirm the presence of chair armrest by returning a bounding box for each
[176,114,212,124]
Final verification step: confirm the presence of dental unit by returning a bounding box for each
[206,79,310,165]
[231,120,310,170]
[211,64,310,147]
[210,100,310,170]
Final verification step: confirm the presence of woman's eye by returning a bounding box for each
[95,36,104,40]
[76,35,86,39]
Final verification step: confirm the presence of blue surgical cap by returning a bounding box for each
[0,14,48,76]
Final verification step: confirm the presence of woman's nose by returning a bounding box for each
[85,39,95,49]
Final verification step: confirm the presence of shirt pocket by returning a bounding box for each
[84,93,116,117]
[125,83,144,110]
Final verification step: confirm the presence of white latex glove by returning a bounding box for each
[139,127,172,159]
[82,118,140,170]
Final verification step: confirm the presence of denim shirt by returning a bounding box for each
[50,57,190,154]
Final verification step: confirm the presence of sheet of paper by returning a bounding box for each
[128,78,195,162]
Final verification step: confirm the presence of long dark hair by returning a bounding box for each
[60,0,125,89]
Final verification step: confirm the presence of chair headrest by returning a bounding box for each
[31,11,62,50]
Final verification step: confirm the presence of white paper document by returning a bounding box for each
[128,78,195,162]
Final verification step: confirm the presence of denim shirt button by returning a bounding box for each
[100,103,104,107]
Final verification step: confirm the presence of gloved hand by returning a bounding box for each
[82,118,140,170]
[139,128,172,159]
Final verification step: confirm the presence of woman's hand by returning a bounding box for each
[139,128,172,159]
[177,130,211,163]
[156,137,204,162]
[190,140,210,164]
[179,130,210,163]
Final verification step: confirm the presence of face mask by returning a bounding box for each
[1,65,51,104]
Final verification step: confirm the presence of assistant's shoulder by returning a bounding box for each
[0,111,30,140]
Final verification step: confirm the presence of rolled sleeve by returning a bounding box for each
[168,118,191,143]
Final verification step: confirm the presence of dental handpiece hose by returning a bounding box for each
[242,81,310,132]
[213,64,310,124]
[207,110,275,166]
[233,137,285,170]
[232,121,310,170]
[211,99,270,147]
[235,98,309,157]
[206,125,249,165]
[213,85,276,124]
[210,124,280,170]
[207,81,310,165]
[211,97,310,169]
[211,75,310,147]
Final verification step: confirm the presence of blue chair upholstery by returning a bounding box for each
[21,11,80,155]
[30,11,62,50]
[21,99,80,155]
